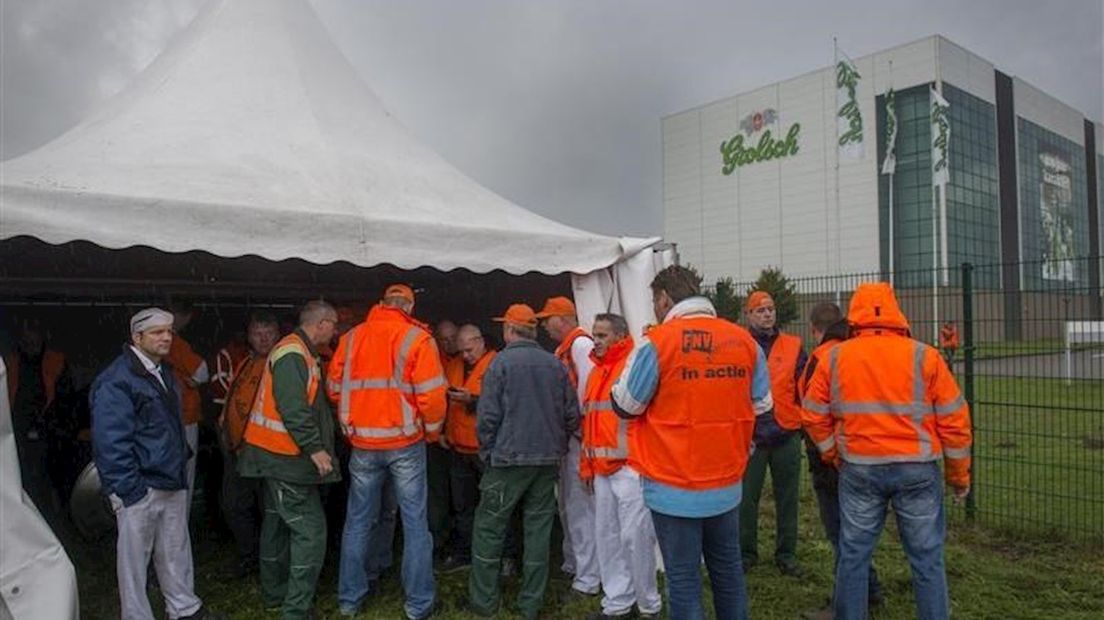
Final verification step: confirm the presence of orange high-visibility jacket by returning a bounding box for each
[5,349,66,412]
[166,335,204,426]
[940,324,960,350]
[327,305,447,450]
[221,354,265,452]
[767,332,804,430]
[555,327,592,388]
[628,316,759,490]
[243,333,320,456]
[444,350,496,454]
[798,338,843,433]
[802,283,972,488]
[579,337,634,481]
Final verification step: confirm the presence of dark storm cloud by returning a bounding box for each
[2,0,1100,237]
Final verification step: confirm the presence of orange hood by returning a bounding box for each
[847,282,911,333]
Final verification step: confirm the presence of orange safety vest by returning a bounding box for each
[221,354,266,452]
[327,305,448,451]
[802,283,972,488]
[628,315,760,491]
[243,333,320,456]
[5,349,65,411]
[166,335,204,426]
[444,350,496,453]
[555,327,592,388]
[767,332,803,431]
[579,337,633,480]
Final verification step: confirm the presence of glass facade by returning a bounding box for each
[1017,118,1089,289]
[877,83,1000,288]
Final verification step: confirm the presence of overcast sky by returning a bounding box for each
[2,0,1101,237]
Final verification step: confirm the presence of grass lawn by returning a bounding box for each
[70,469,1103,619]
[968,376,1104,541]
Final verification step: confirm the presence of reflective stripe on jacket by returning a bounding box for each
[243,333,320,456]
[326,305,447,450]
[767,332,803,430]
[802,282,972,487]
[445,350,496,453]
[579,337,633,480]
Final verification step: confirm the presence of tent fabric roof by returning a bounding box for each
[0,0,656,276]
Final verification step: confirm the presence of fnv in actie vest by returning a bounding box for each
[629,316,760,491]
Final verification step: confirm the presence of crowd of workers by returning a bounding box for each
[4,264,972,620]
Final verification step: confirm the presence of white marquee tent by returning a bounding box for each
[0,0,671,614]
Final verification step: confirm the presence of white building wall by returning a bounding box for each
[662,36,944,282]
[936,37,996,103]
[1014,77,1085,145]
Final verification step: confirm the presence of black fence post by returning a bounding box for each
[962,262,976,522]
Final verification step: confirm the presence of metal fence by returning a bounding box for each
[717,256,1104,544]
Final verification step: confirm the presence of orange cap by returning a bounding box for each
[493,304,538,327]
[745,291,774,311]
[383,284,415,303]
[535,296,576,318]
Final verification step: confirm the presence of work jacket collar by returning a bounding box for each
[292,328,319,357]
[590,336,632,367]
[366,304,429,331]
[663,296,716,323]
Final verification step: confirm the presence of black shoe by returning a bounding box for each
[584,612,634,620]
[777,560,804,578]
[227,557,258,580]
[179,607,226,620]
[455,598,495,618]
[438,554,471,573]
[560,587,601,605]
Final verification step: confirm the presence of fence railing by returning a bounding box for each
[716,256,1104,544]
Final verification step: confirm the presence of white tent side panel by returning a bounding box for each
[0,359,79,619]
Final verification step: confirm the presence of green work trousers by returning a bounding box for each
[259,479,327,620]
[739,432,801,567]
[427,442,452,553]
[468,465,558,620]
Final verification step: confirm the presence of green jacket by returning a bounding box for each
[238,329,341,485]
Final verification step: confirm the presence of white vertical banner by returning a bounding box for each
[930,87,951,186]
[836,50,865,160]
[881,87,898,175]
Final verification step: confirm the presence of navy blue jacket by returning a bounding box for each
[477,339,580,467]
[91,346,190,506]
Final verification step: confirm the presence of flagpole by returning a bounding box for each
[887,60,895,286]
[833,37,841,280]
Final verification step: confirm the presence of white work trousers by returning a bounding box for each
[112,488,203,620]
[184,422,198,513]
[559,436,600,593]
[593,466,662,616]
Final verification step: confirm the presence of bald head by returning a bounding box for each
[457,324,486,365]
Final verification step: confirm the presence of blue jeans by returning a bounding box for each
[651,506,748,620]
[339,443,435,619]
[835,461,948,620]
